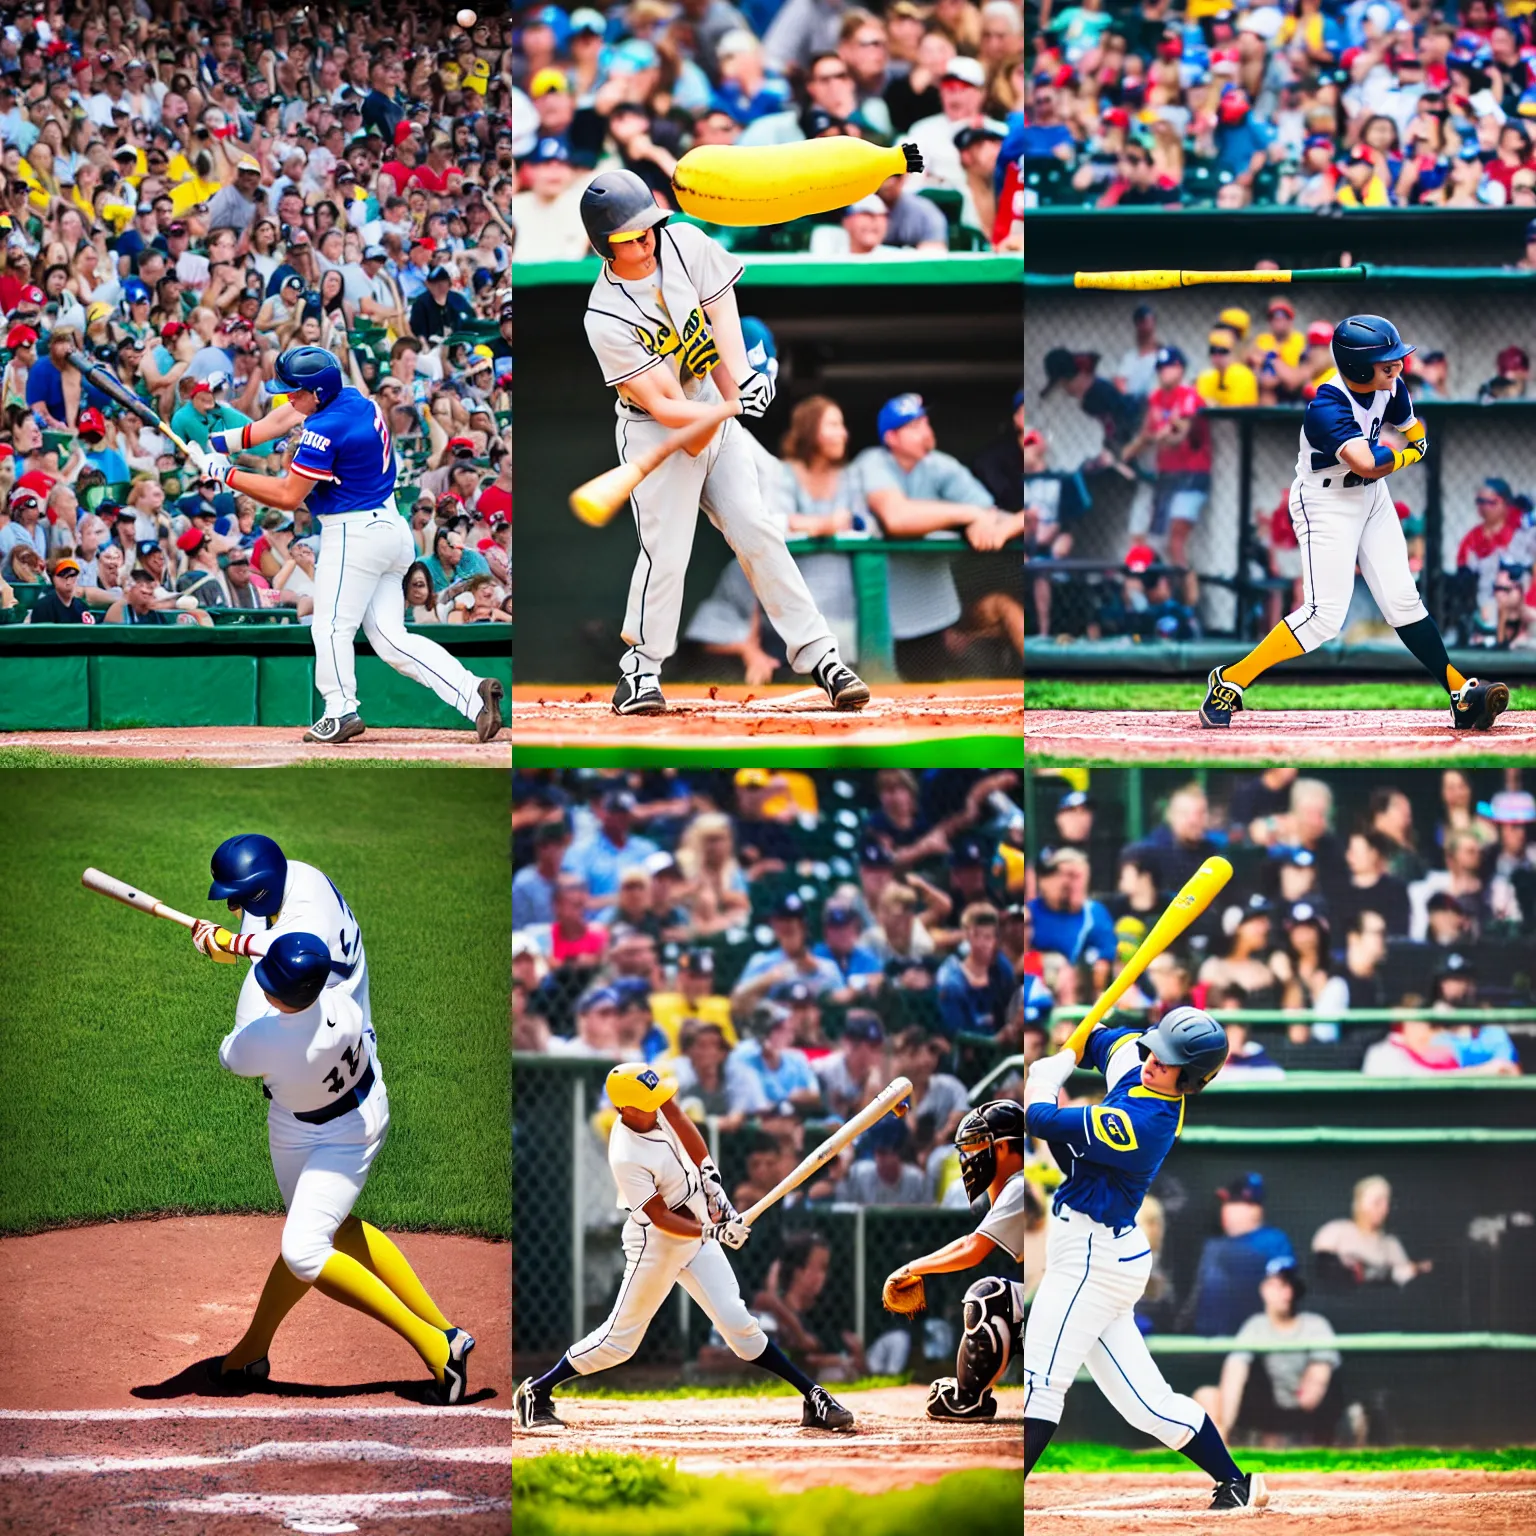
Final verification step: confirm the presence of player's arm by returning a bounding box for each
[699,283,748,407]
[621,362,743,433]
[661,1095,738,1219]
[209,401,303,454]
[896,1230,999,1279]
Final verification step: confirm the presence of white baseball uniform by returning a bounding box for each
[567,1109,767,1374]
[583,223,839,684]
[1283,372,1428,649]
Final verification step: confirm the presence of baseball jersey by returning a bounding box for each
[608,1111,708,1226]
[234,860,368,1030]
[1023,1027,1184,1233]
[219,986,373,1118]
[976,1169,1026,1261]
[1293,373,1415,492]
[289,386,398,515]
[583,222,742,422]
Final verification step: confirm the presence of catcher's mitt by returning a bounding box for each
[882,1268,927,1317]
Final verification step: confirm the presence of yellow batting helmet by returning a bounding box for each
[606,1062,677,1113]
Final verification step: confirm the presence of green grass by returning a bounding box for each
[1026,680,1534,713]
[0,767,510,1238]
[565,1376,909,1400]
[514,1452,1023,1536]
[1035,1443,1536,1474]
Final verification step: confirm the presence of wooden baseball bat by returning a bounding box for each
[1062,856,1232,1064]
[67,349,196,456]
[741,1076,913,1226]
[570,400,739,528]
[81,867,267,956]
[1072,267,1368,292]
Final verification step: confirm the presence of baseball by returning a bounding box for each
[456,7,477,25]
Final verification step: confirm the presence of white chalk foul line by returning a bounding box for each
[0,1440,512,1476]
[124,1491,509,1521]
[1029,1488,1536,1519]
[0,1407,516,1421]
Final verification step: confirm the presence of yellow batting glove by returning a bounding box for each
[192,918,240,965]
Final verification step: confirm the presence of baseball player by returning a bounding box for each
[1201,315,1508,733]
[1022,1007,1269,1512]
[880,1100,1026,1421]
[513,1063,856,1431]
[578,170,870,716]
[195,835,473,1404]
[183,346,503,746]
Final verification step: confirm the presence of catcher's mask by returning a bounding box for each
[956,1099,1026,1203]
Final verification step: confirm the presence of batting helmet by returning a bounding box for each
[264,345,345,407]
[955,1099,1026,1203]
[606,1061,678,1114]
[1137,1005,1230,1094]
[208,833,287,917]
[253,930,331,1011]
[1331,315,1414,386]
[579,170,670,261]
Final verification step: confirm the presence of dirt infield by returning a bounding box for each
[511,682,1023,759]
[1026,709,1536,764]
[0,727,508,766]
[0,1216,510,1534]
[1026,1470,1536,1535]
[513,1384,1023,1493]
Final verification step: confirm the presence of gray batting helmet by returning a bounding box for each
[1137,1005,1230,1094]
[580,170,670,260]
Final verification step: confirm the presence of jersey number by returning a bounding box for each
[1091,1106,1139,1152]
[323,1042,364,1096]
[371,401,392,474]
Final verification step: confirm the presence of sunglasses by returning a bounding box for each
[812,68,851,82]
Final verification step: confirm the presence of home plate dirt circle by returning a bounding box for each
[1027,1470,1536,1536]
[1028,710,1536,764]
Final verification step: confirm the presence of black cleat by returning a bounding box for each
[1199,666,1244,729]
[813,655,870,711]
[801,1385,855,1431]
[1451,677,1509,732]
[925,1377,998,1420]
[437,1327,475,1406]
[513,1377,565,1428]
[612,674,666,716]
[208,1356,269,1392]
[1209,1472,1269,1511]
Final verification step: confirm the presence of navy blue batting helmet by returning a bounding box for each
[208,834,287,917]
[253,930,331,1010]
[1331,315,1414,386]
[264,345,345,407]
[1137,1005,1230,1094]
[579,169,669,260]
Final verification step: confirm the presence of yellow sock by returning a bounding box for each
[1447,663,1467,692]
[223,1254,312,1372]
[335,1216,451,1330]
[314,1250,450,1379]
[1222,621,1305,690]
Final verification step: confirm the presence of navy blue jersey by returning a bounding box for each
[290,386,398,516]
[1294,374,1415,491]
[1024,1026,1185,1233]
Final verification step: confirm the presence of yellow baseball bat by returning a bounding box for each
[570,401,739,528]
[1062,856,1233,1063]
[1072,267,1368,291]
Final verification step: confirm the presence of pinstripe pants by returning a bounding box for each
[1023,1207,1203,1448]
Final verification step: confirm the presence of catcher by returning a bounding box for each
[881,1100,1025,1420]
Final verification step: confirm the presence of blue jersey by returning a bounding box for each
[290,386,398,516]
[1024,1026,1184,1234]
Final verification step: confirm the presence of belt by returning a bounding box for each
[264,1060,375,1124]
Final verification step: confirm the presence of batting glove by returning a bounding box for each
[700,1157,737,1223]
[200,450,236,485]
[702,1218,751,1250]
[209,424,253,455]
[735,368,776,418]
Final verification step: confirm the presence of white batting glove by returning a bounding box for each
[703,1218,751,1250]
[200,450,235,485]
[735,368,775,418]
[700,1157,737,1223]
[1026,1047,1078,1106]
[183,440,210,475]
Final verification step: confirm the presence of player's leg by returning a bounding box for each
[563,1224,688,1377]
[928,1274,1022,1420]
[334,1216,450,1330]
[308,516,378,726]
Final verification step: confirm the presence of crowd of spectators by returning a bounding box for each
[511,0,1025,259]
[0,2,513,627]
[1025,0,1536,210]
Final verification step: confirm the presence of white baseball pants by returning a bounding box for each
[567,1216,767,1375]
[312,510,482,721]
[1023,1207,1204,1449]
[1286,478,1427,650]
[616,413,837,681]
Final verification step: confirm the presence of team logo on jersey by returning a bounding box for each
[300,429,333,452]
[1090,1105,1138,1151]
[633,322,680,359]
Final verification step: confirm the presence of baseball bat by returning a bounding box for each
[1062,855,1232,1064]
[81,867,267,956]
[741,1076,913,1226]
[570,400,739,528]
[1072,267,1368,292]
[66,350,196,456]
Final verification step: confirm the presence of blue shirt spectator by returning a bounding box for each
[1189,1175,1296,1337]
[1028,850,1116,963]
[561,789,660,900]
[935,947,1017,1038]
[812,900,884,992]
[726,1027,820,1113]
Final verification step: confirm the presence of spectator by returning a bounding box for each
[1361,1014,1517,1076]
[1482,790,1536,929]
[28,556,90,623]
[836,1116,929,1204]
[547,984,623,1057]
[1028,847,1116,965]
[1196,328,1260,408]
[726,1003,822,1115]
[1136,784,1222,892]
[674,811,751,932]
[732,892,845,1015]
[812,900,884,999]
[813,1010,885,1121]
[563,788,661,901]
[671,1021,741,1126]
[935,901,1017,1038]
[514,822,573,929]
[1187,1173,1297,1339]
[1409,829,1520,940]
[105,566,209,626]
[1118,344,1211,573]
[890,1025,971,1144]
[1200,895,1283,1011]
[750,1229,865,1379]
[528,872,610,976]
[1311,1177,1435,1287]
[651,949,738,1052]
[1336,831,1411,938]
[1219,1021,1286,1080]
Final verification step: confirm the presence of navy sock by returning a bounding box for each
[532,1353,579,1397]
[1025,1417,1057,1476]
[753,1338,818,1397]
[1395,615,1458,695]
[1181,1414,1243,1484]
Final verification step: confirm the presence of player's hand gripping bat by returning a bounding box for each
[66,350,196,456]
[569,400,740,528]
[1061,856,1233,1064]
[82,867,269,958]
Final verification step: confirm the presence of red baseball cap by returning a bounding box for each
[1103,106,1130,129]
[1393,500,1411,521]
[1218,90,1251,125]
[446,435,476,453]
[5,323,36,347]
[395,120,416,146]
[1267,299,1295,318]
[1125,543,1158,574]
[161,320,186,341]
[1306,321,1333,345]
[78,407,106,437]
[176,527,207,552]
[9,484,42,511]
[16,284,43,306]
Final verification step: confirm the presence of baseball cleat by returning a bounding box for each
[1451,677,1509,731]
[612,674,666,715]
[303,712,366,745]
[801,1385,855,1431]
[1199,667,1244,729]
[209,1356,269,1391]
[813,655,870,711]
[513,1376,565,1428]
[436,1327,475,1406]
[1209,1472,1269,1512]
[475,677,504,742]
[925,1377,998,1420]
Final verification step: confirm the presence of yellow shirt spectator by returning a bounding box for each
[734,768,818,818]
[170,174,223,215]
[1253,329,1306,369]
[1196,329,1259,406]
[649,991,737,1051]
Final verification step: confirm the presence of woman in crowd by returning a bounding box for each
[1311,1177,1434,1287]
[404,561,442,625]
[674,811,752,934]
[1200,895,1284,1010]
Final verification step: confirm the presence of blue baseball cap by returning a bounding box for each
[122,279,150,305]
[1155,345,1186,369]
[522,5,570,46]
[577,985,621,1013]
[527,137,570,164]
[1220,1172,1267,1204]
[877,392,926,437]
[739,315,776,373]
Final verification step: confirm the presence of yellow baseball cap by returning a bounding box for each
[529,67,568,98]
[465,57,491,94]
[1218,306,1251,337]
[87,301,111,324]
